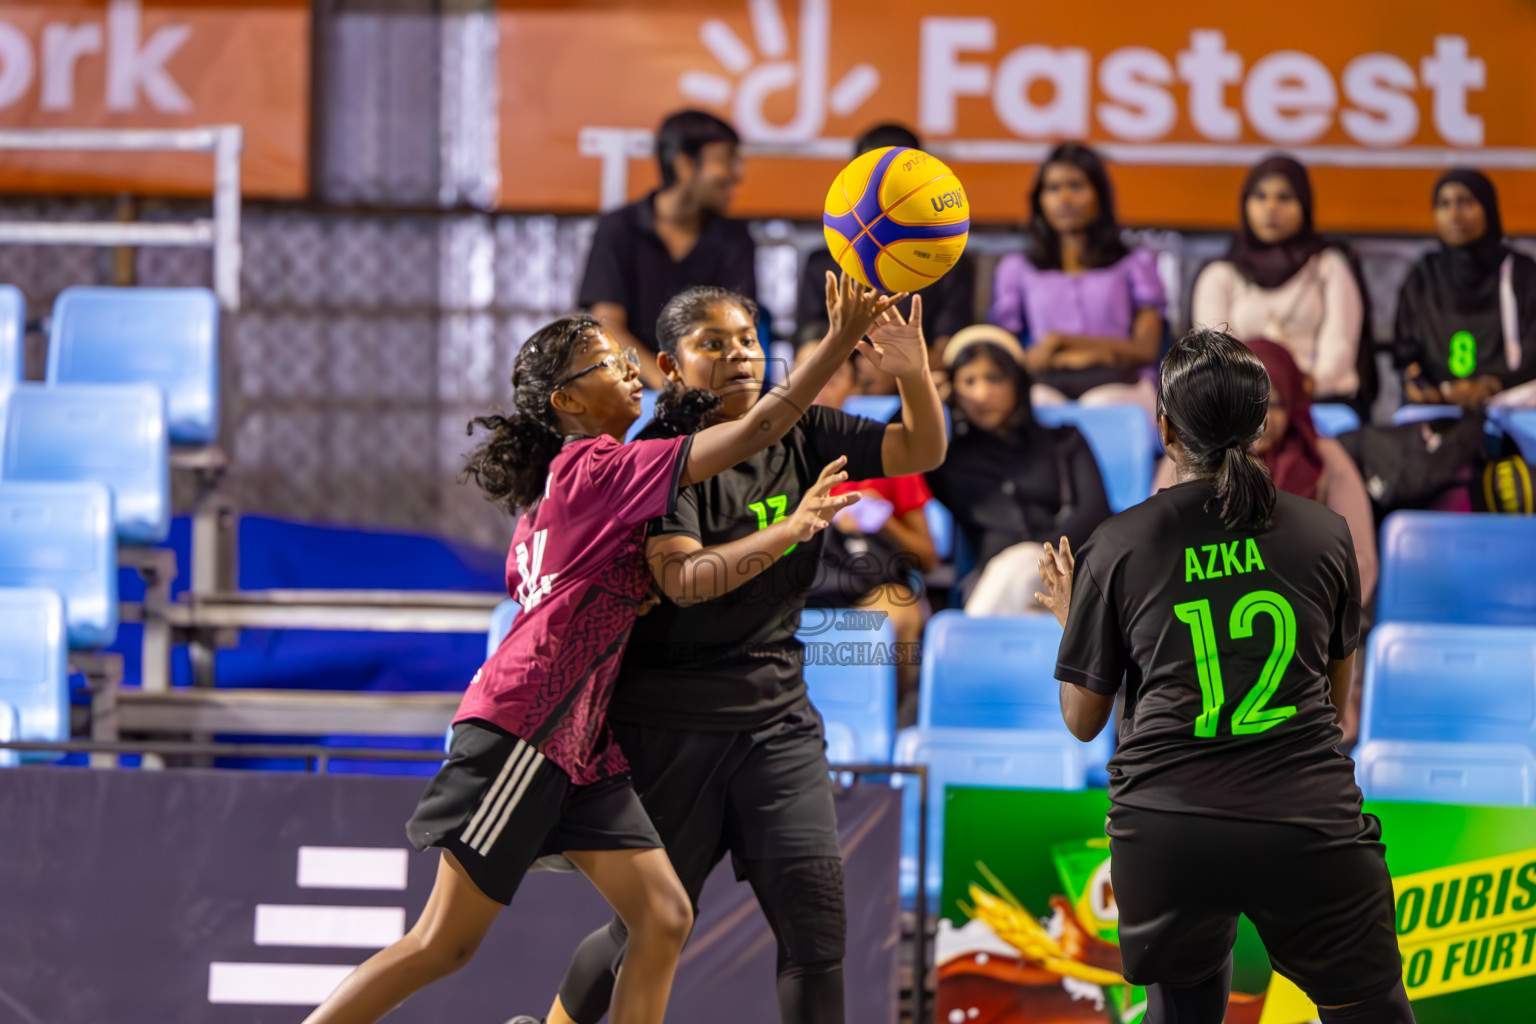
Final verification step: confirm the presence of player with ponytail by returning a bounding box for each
[302,274,904,1024]
[1035,329,1415,1024]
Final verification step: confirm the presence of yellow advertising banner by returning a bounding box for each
[0,1,310,197]
[1393,847,1536,1000]
[500,0,1536,231]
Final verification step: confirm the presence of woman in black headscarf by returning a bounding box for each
[1394,167,1536,409]
[1192,154,1376,409]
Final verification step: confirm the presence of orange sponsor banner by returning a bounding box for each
[500,0,1536,232]
[0,0,309,197]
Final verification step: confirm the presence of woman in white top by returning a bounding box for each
[1192,155,1372,407]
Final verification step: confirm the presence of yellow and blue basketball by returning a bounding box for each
[823,146,969,294]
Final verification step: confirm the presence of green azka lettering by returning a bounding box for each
[1184,539,1266,582]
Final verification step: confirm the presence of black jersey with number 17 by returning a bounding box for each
[1056,479,1365,838]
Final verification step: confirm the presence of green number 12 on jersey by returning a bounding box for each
[1173,590,1299,738]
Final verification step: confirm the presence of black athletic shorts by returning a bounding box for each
[612,698,841,902]
[406,720,662,905]
[1108,808,1404,1006]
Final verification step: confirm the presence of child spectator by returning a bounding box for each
[926,326,1111,614]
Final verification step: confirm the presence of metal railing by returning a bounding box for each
[0,125,243,309]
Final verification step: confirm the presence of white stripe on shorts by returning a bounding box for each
[476,748,547,856]
[461,739,534,850]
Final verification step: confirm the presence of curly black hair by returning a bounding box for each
[460,314,599,513]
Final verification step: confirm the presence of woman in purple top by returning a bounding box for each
[988,142,1166,416]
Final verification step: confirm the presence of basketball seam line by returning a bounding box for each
[871,233,970,286]
[839,170,963,289]
[830,153,959,286]
[843,166,958,258]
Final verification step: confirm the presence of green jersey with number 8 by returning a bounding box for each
[1057,477,1364,837]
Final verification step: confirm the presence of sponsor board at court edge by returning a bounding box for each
[0,1,310,196]
[499,0,1536,231]
[939,790,1536,1023]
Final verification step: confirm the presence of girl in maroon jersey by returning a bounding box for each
[301,274,900,1024]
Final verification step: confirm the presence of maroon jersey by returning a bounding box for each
[456,433,692,784]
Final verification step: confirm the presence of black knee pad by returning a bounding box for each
[1316,981,1416,1024]
[749,856,848,966]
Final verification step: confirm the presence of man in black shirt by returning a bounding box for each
[541,282,945,1024]
[796,123,977,383]
[1041,330,1414,1024]
[578,109,758,389]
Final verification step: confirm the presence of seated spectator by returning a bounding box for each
[795,338,936,719]
[1192,154,1373,407]
[988,141,1165,417]
[1395,167,1536,410]
[925,326,1111,614]
[578,109,756,389]
[1153,338,1378,604]
[797,122,977,389]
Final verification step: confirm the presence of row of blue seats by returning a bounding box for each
[0,285,220,444]
[0,286,220,761]
[0,285,224,652]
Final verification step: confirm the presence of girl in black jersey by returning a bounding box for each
[300,276,901,1024]
[1039,329,1414,1024]
[538,281,947,1024]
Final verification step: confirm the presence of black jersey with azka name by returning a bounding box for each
[1056,479,1365,837]
[611,405,888,731]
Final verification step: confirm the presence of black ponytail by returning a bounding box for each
[1158,328,1277,530]
[648,285,759,435]
[460,315,599,514]
[652,381,722,436]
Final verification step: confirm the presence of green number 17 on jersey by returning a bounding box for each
[748,496,797,555]
[1174,590,1299,738]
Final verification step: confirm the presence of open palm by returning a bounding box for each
[859,294,927,378]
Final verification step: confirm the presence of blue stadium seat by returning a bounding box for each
[0,482,117,648]
[1376,512,1536,626]
[894,726,1087,902]
[47,286,220,444]
[1360,623,1536,747]
[1356,740,1536,806]
[0,285,22,387]
[1392,404,1461,426]
[919,611,1113,783]
[0,382,169,544]
[625,389,659,442]
[486,598,520,659]
[1034,403,1155,513]
[0,588,68,753]
[1495,408,1536,463]
[924,500,953,562]
[0,702,15,768]
[823,720,858,765]
[843,394,901,423]
[1309,403,1360,438]
[801,608,897,763]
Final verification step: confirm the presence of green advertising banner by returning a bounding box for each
[938,787,1536,1024]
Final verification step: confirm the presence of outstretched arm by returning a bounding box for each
[680,274,903,487]
[649,457,858,606]
[1039,538,1116,741]
[859,295,949,476]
